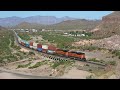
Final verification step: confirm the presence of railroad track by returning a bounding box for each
[13,30,106,67]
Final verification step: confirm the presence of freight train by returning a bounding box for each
[16,32,86,61]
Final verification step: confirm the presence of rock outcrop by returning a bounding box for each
[92,11,120,38]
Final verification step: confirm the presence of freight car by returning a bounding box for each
[29,41,33,49]
[37,44,42,52]
[16,32,86,61]
[47,45,57,55]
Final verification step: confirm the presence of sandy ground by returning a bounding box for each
[60,67,92,79]
[0,49,118,79]
[0,72,27,79]
[20,48,30,52]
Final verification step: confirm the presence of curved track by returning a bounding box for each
[13,30,106,67]
[0,30,107,79]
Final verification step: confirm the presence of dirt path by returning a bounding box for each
[60,67,92,79]
[0,68,58,79]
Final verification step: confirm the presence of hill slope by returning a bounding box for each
[92,11,120,38]
[0,16,78,27]
[13,19,101,30]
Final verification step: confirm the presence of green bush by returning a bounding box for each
[51,60,74,69]
[89,58,99,62]
[13,45,21,50]
[108,61,116,66]
[28,51,35,55]
[112,50,120,56]
[86,75,94,79]
[17,62,31,68]
[89,69,92,72]
[28,61,46,69]
[119,56,120,59]
[85,64,90,66]
[18,33,31,41]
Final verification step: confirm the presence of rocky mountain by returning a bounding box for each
[92,11,120,38]
[0,26,6,30]
[0,16,77,27]
[13,19,101,30]
[73,35,120,50]
[46,19,101,30]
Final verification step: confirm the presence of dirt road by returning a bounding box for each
[0,68,59,79]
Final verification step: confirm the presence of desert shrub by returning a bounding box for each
[29,61,46,69]
[28,51,35,55]
[108,61,116,66]
[89,58,99,62]
[17,62,31,68]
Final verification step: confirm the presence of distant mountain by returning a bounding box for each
[46,19,101,30]
[0,16,78,27]
[13,22,46,29]
[0,26,6,30]
[13,19,101,30]
[92,11,120,38]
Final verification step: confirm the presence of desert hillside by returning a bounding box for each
[92,11,120,38]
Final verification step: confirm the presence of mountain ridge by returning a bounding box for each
[12,19,101,30]
[92,11,120,38]
[0,16,78,27]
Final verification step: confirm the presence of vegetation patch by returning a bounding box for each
[17,62,31,68]
[111,50,120,58]
[76,45,102,51]
[39,32,75,49]
[51,60,75,69]
[107,61,116,66]
[28,60,48,69]
[18,33,31,41]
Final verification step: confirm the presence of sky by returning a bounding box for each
[0,11,113,20]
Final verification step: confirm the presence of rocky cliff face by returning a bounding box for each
[92,11,120,38]
[102,11,120,23]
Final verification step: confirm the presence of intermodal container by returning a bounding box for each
[37,44,42,48]
[25,41,30,47]
[42,45,48,49]
[21,40,25,46]
[21,42,25,46]
[47,50,56,54]
[33,42,38,50]
[48,45,57,51]
[37,48,42,52]
[30,41,33,46]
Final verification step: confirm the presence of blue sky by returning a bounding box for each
[0,11,113,20]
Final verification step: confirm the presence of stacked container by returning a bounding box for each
[47,45,57,54]
[21,40,25,46]
[42,45,48,53]
[18,37,22,44]
[37,43,42,52]
[29,41,33,49]
[33,42,38,50]
[25,41,30,47]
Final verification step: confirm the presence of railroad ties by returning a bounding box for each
[41,53,68,62]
